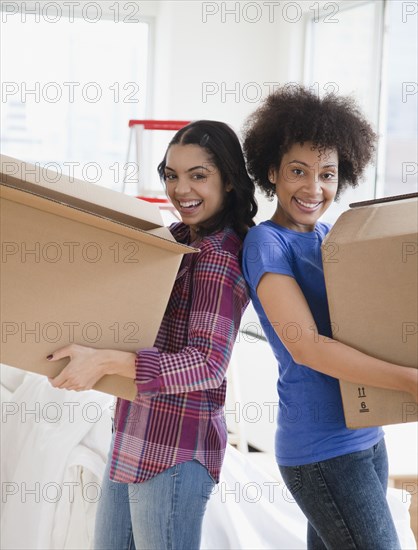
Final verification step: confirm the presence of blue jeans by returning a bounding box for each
[94,455,215,550]
[279,439,401,550]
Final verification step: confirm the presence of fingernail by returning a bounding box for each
[46,354,53,360]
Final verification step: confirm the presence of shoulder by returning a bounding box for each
[168,222,190,243]
[244,221,287,245]
[315,221,332,238]
[198,227,243,259]
[192,229,245,286]
[243,221,293,261]
[242,222,298,288]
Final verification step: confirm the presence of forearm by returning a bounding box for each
[131,249,247,395]
[47,344,137,391]
[257,273,418,401]
[134,345,229,395]
[298,337,418,398]
[102,349,137,379]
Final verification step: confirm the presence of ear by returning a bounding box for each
[225,182,233,192]
[268,166,277,185]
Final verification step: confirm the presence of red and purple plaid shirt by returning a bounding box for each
[110,223,249,483]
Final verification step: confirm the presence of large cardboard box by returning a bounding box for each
[322,194,418,428]
[0,155,197,401]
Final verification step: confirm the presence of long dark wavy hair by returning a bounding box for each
[158,120,257,239]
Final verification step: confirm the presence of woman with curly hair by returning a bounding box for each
[47,120,257,550]
[242,86,417,549]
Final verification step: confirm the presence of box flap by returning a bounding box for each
[349,192,418,208]
[0,154,164,231]
[323,194,418,245]
[0,184,198,255]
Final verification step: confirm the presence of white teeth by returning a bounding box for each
[179,200,202,208]
[295,197,321,209]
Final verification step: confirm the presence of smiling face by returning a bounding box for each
[269,142,339,232]
[164,144,229,239]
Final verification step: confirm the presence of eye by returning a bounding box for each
[322,172,337,181]
[164,172,177,182]
[192,172,207,181]
[291,168,304,176]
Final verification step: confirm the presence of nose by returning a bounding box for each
[305,171,322,194]
[174,176,192,195]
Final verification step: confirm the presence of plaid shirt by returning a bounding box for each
[110,223,249,483]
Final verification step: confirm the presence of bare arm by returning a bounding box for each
[258,273,418,401]
[48,346,136,391]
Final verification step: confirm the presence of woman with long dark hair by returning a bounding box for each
[48,120,257,550]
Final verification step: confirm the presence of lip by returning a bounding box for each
[293,196,323,213]
[176,199,203,215]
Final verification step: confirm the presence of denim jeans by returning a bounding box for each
[279,438,401,550]
[94,455,215,550]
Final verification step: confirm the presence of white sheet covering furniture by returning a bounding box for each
[1,366,416,550]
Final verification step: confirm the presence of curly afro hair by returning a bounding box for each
[243,84,377,200]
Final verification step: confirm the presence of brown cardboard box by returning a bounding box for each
[0,155,197,401]
[322,194,418,428]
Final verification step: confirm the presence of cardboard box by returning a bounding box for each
[322,194,418,428]
[0,155,197,401]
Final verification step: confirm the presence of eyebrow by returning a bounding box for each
[288,160,338,169]
[165,165,211,172]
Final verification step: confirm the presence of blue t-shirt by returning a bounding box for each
[242,220,383,466]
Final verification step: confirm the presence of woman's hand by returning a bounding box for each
[47,344,115,391]
[47,344,137,391]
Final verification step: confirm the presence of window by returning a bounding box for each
[1,6,150,194]
[304,0,417,222]
[378,0,417,198]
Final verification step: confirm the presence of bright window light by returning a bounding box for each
[304,0,417,221]
[378,0,418,197]
[1,12,149,193]
[304,1,384,222]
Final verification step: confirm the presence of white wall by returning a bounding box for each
[152,1,303,124]
[151,0,308,220]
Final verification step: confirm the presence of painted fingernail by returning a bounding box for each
[46,354,53,360]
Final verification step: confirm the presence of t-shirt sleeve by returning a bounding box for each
[242,225,294,293]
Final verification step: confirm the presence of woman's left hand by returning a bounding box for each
[47,344,110,391]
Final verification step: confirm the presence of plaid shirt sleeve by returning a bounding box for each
[133,246,248,395]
